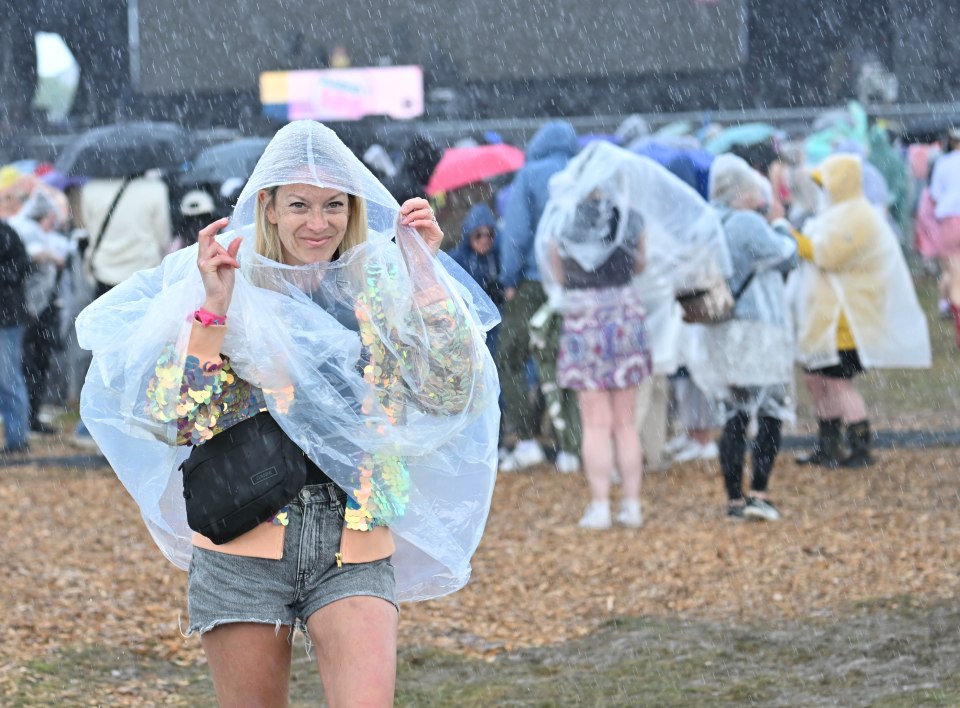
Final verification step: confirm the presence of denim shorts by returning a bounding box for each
[186,482,397,636]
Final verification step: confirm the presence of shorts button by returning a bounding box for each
[301,489,311,500]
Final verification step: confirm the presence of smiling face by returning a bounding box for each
[262,183,351,265]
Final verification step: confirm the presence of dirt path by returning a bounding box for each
[2,444,958,704]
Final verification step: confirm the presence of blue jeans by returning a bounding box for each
[0,326,29,448]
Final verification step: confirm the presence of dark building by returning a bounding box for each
[0,0,129,129]
[2,0,959,133]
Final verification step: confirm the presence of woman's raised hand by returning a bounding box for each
[197,218,242,315]
[399,197,443,255]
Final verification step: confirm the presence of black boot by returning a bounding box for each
[795,418,842,468]
[842,420,874,468]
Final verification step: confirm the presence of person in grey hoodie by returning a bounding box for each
[496,121,578,471]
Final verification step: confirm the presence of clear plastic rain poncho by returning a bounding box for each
[684,154,799,422]
[76,120,501,601]
[534,141,731,376]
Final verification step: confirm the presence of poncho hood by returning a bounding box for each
[814,154,863,205]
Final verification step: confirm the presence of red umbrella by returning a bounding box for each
[426,144,525,196]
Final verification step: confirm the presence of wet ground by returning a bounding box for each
[3,280,958,705]
[10,596,959,706]
[3,442,959,706]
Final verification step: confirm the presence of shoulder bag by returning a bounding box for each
[675,211,755,324]
[180,411,308,545]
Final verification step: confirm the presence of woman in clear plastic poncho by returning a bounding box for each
[685,154,798,521]
[76,121,500,705]
[535,142,730,530]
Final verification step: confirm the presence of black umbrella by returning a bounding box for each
[177,137,270,188]
[55,121,195,178]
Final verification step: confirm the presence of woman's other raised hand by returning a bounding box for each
[399,198,443,255]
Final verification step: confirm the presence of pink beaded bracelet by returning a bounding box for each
[194,308,227,327]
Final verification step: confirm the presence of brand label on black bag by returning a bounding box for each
[251,466,279,486]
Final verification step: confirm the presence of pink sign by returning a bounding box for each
[285,66,424,121]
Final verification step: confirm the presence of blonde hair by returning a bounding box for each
[254,186,369,263]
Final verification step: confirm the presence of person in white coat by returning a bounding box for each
[82,172,172,296]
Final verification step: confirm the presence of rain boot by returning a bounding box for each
[951,304,960,350]
[841,420,874,468]
[795,418,842,468]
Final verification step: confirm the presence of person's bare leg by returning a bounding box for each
[831,379,867,423]
[578,390,614,502]
[611,387,643,500]
[307,596,398,708]
[948,255,960,305]
[201,623,293,707]
[806,373,844,419]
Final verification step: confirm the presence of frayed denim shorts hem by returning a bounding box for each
[185,482,397,638]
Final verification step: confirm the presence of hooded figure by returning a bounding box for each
[452,203,502,360]
[76,121,501,603]
[791,153,930,468]
[495,120,579,472]
[498,121,580,290]
[538,144,731,350]
[686,154,798,521]
[686,154,798,417]
[795,154,929,370]
[451,203,502,306]
[535,142,731,529]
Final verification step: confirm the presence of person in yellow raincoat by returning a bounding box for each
[792,154,930,468]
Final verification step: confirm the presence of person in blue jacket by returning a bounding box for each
[496,120,578,471]
[451,203,502,359]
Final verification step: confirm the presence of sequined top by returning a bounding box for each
[147,344,271,447]
[145,269,478,532]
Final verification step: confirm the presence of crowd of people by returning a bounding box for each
[0,160,172,454]
[443,110,934,528]
[0,110,947,704]
[0,106,947,527]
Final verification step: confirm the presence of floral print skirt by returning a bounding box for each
[557,286,652,391]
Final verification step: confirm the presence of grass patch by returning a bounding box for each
[6,597,960,706]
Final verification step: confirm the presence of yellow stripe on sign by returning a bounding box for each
[259,72,290,104]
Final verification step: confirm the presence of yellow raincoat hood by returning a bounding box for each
[812,154,863,205]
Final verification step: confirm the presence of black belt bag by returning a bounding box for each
[180,411,307,545]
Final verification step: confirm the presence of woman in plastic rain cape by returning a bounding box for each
[684,155,800,422]
[75,121,501,602]
[535,141,731,528]
[686,154,799,521]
